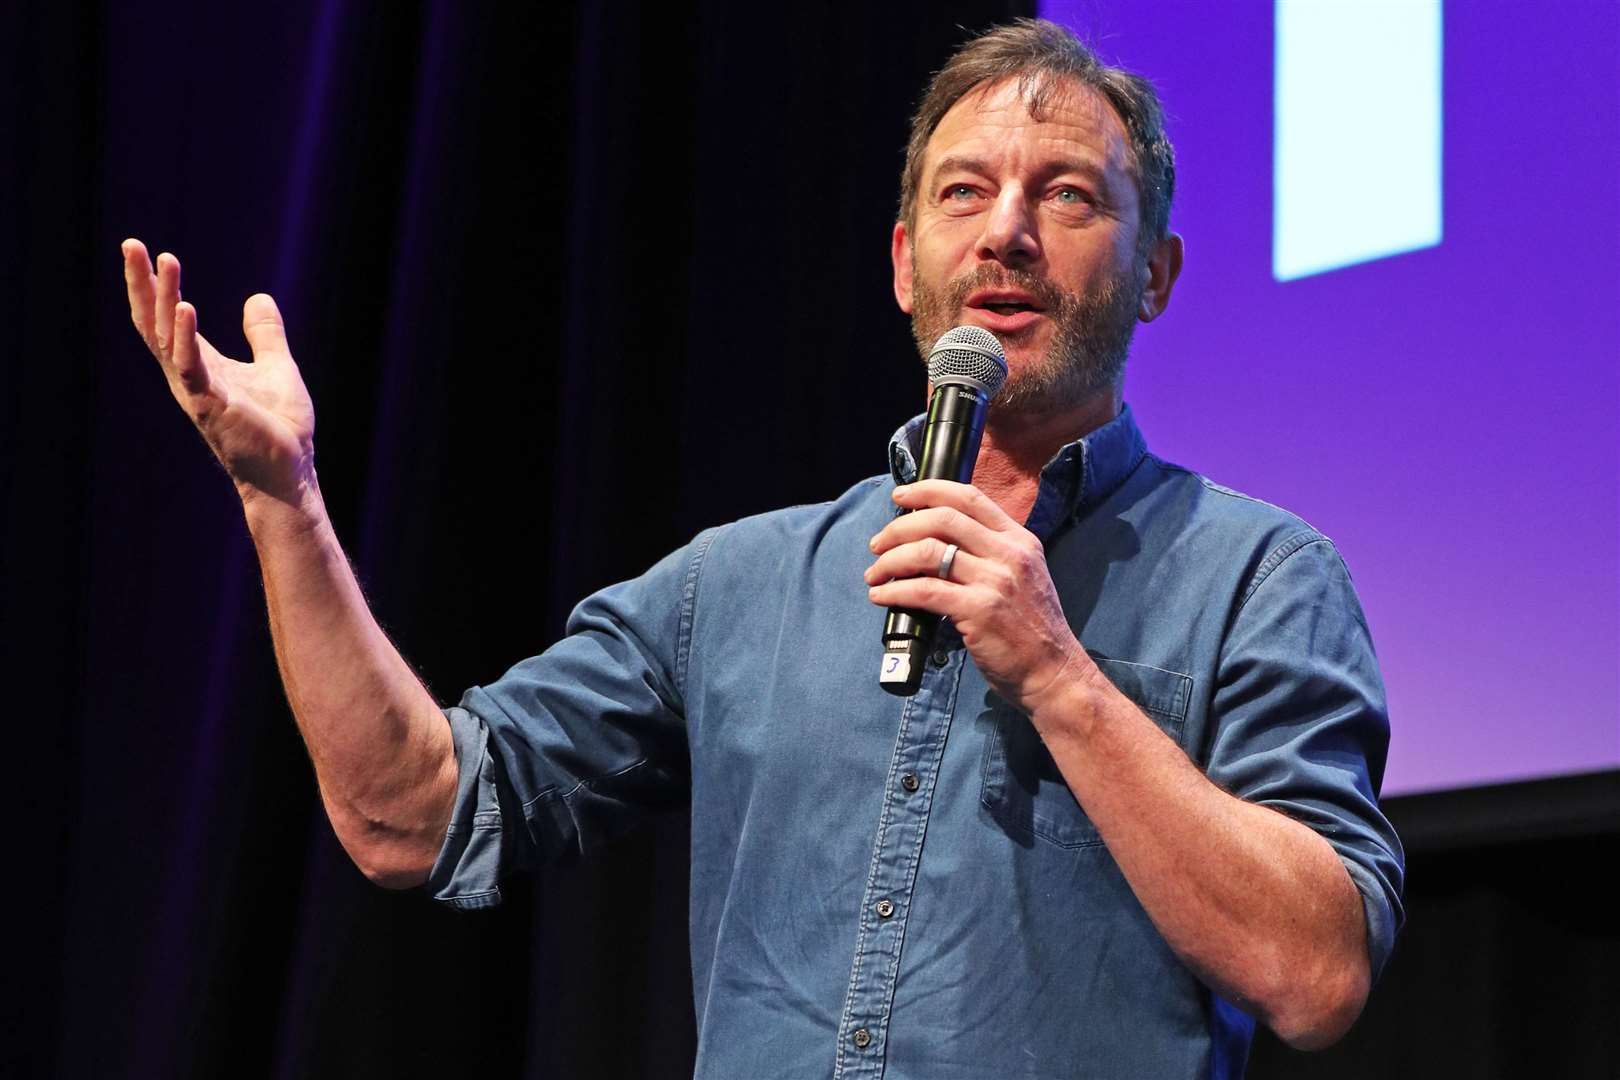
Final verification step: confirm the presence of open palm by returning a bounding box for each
[122,239,316,503]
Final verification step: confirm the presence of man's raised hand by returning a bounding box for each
[122,239,316,506]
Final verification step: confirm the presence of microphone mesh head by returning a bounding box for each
[928,326,1008,395]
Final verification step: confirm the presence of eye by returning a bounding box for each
[946,184,977,201]
[1053,187,1091,205]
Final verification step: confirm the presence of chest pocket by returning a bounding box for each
[980,656,1193,849]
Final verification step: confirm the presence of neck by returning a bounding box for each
[970,389,1121,525]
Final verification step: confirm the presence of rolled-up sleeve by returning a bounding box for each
[1205,533,1406,981]
[426,526,722,908]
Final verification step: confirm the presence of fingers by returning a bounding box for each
[153,251,181,357]
[172,301,212,397]
[867,572,955,614]
[864,536,979,586]
[870,503,997,560]
[241,293,289,362]
[122,239,158,352]
[891,480,1017,530]
[868,479,1045,618]
[123,240,211,405]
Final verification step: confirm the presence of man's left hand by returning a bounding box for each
[865,479,1092,716]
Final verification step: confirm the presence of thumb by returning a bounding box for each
[242,293,290,360]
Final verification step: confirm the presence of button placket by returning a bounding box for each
[832,662,965,1078]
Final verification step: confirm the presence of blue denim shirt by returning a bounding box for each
[429,405,1404,1079]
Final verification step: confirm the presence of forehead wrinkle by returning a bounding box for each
[945,75,1123,142]
[923,82,1135,206]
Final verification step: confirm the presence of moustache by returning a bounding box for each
[943,265,1072,314]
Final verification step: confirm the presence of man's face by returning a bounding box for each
[893,78,1155,415]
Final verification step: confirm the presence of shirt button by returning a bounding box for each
[875,898,895,919]
[930,648,950,667]
[852,1028,872,1049]
[900,773,920,793]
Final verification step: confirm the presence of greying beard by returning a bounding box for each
[910,261,1142,415]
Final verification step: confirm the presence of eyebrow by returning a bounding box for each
[928,154,1117,197]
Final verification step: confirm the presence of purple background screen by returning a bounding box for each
[1040,1,1620,795]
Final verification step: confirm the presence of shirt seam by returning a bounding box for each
[873,658,964,1033]
[444,817,503,837]
[518,755,656,815]
[1079,435,1149,513]
[675,525,725,700]
[462,690,642,822]
[1235,531,1330,614]
[834,693,916,1078]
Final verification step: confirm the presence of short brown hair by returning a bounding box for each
[899,19,1175,251]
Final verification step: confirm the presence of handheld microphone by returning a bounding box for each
[879,326,1007,696]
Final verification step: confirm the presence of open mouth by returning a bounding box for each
[980,301,1038,315]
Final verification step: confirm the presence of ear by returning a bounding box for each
[891,220,915,314]
[1137,230,1184,323]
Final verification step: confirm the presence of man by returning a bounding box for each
[121,18,1402,1079]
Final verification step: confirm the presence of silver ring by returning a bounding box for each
[937,542,959,581]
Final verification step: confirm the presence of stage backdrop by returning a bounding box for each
[1041,0,1620,795]
[6,3,1615,1078]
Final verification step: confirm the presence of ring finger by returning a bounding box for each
[864,536,981,587]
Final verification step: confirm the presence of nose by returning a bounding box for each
[976,185,1040,267]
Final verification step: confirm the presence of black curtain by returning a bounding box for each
[7,3,1615,1078]
[1249,831,1619,1078]
[5,3,1022,1077]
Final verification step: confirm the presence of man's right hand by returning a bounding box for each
[122,239,315,506]
[121,238,458,889]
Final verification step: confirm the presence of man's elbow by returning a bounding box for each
[321,774,456,890]
[327,805,446,890]
[1266,958,1371,1051]
[349,838,437,890]
[364,864,432,891]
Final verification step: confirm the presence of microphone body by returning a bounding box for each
[879,327,1007,696]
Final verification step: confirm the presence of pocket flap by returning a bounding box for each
[1088,654,1191,726]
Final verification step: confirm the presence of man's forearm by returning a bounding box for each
[244,475,457,888]
[1031,666,1370,1050]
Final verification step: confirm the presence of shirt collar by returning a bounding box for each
[887,403,1148,538]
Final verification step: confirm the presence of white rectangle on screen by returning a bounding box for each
[1273,0,1443,281]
